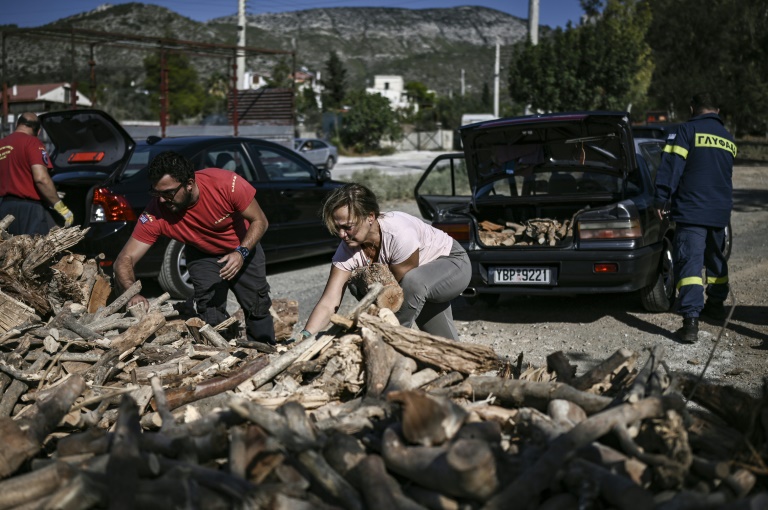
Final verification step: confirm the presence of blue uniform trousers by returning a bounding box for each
[673,223,729,318]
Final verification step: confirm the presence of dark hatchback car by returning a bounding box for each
[415,111,730,312]
[40,109,345,298]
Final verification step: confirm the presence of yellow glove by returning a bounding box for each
[53,201,74,227]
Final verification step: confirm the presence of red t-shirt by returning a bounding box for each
[0,131,53,200]
[132,169,257,255]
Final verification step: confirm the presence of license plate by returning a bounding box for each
[490,267,552,285]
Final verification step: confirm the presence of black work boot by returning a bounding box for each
[675,317,699,343]
[702,300,727,321]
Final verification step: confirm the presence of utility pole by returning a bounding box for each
[493,38,499,118]
[237,0,246,90]
[528,0,539,45]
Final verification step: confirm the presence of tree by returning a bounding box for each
[267,57,293,88]
[507,0,653,113]
[339,90,399,152]
[644,0,768,134]
[320,51,347,111]
[296,86,321,133]
[144,52,205,123]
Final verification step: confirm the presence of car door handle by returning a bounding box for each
[279,190,295,198]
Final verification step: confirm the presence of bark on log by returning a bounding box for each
[546,351,577,384]
[564,458,655,510]
[0,461,76,509]
[106,396,142,510]
[109,312,165,355]
[90,280,142,322]
[0,374,85,478]
[455,375,613,415]
[572,347,637,392]
[164,356,270,410]
[361,327,398,399]
[381,427,498,501]
[483,397,678,510]
[358,313,498,374]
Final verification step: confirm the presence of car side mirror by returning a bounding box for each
[318,168,332,181]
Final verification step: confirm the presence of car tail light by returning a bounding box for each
[91,187,137,222]
[578,219,642,239]
[594,263,619,273]
[433,222,471,242]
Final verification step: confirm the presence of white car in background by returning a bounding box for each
[294,138,338,170]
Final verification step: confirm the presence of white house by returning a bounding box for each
[365,75,416,112]
[2,83,92,119]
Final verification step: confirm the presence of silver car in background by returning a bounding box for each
[294,138,338,170]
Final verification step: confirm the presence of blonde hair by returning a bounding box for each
[322,183,380,234]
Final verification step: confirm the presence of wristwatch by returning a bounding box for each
[235,246,249,259]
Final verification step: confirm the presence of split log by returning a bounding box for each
[358,313,497,374]
[270,298,299,341]
[108,312,166,355]
[361,327,398,399]
[21,226,89,275]
[0,374,85,478]
[387,390,467,447]
[0,290,38,336]
[0,461,76,509]
[563,458,655,510]
[199,323,229,348]
[163,356,270,410]
[349,263,404,313]
[571,347,637,393]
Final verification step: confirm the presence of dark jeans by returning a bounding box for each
[0,196,56,236]
[186,243,275,344]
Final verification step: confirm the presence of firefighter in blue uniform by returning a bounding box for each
[654,92,736,343]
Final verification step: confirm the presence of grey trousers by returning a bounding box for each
[395,240,471,340]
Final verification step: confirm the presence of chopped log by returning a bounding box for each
[0,461,76,508]
[564,458,655,510]
[199,323,230,348]
[87,275,113,314]
[571,347,637,393]
[0,290,38,335]
[0,374,85,478]
[361,327,398,399]
[106,396,142,510]
[90,280,142,322]
[483,397,677,510]
[384,353,418,394]
[387,390,467,446]
[455,375,613,415]
[163,356,270,410]
[270,298,299,341]
[546,351,577,384]
[349,263,404,313]
[381,427,498,501]
[108,312,166,355]
[21,226,89,275]
[358,313,497,374]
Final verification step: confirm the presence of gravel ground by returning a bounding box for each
[150,159,767,397]
[266,164,768,396]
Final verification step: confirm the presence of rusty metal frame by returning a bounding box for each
[1,27,294,136]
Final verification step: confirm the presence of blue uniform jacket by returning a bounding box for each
[653,113,736,228]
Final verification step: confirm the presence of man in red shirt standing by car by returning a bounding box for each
[0,112,74,235]
[114,151,275,345]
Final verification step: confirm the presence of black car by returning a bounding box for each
[40,109,345,298]
[415,111,730,312]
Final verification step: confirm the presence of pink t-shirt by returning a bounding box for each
[332,211,454,272]
[132,168,256,255]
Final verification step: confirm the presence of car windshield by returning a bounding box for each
[293,140,303,150]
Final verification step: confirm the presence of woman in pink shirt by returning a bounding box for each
[299,183,471,340]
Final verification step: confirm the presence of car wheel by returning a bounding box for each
[326,157,335,170]
[158,239,194,299]
[464,293,500,307]
[722,221,732,260]
[640,236,674,312]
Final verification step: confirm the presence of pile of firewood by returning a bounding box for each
[1,227,768,508]
[478,218,574,247]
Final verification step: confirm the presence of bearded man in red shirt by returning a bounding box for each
[114,151,275,345]
[0,112,74,235]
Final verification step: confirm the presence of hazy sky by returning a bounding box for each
[3,0,586,29]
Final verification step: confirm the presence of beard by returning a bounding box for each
[163,188,194,212]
